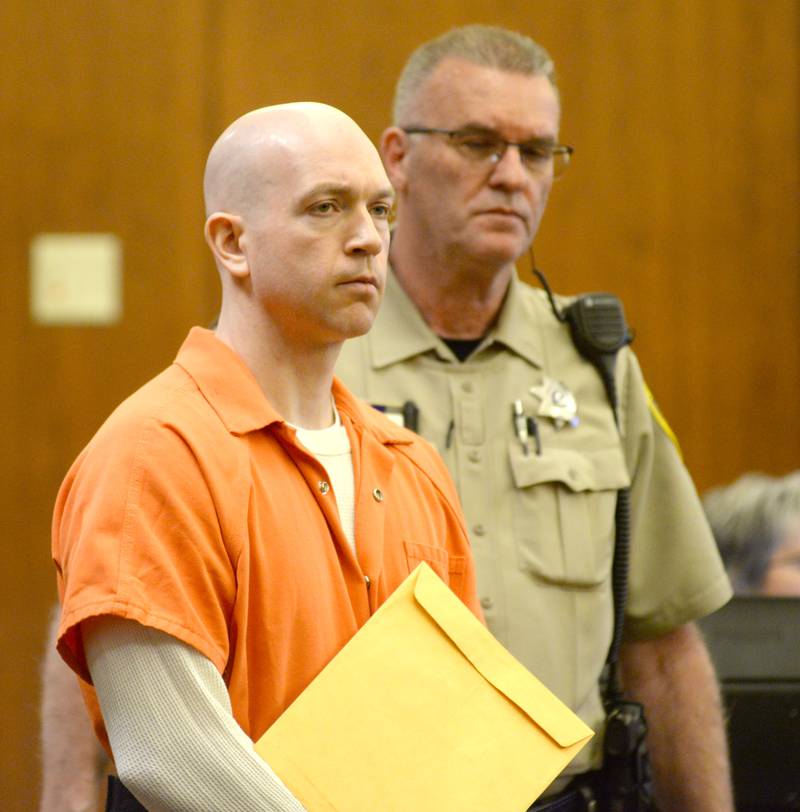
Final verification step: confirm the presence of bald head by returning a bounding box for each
[203,102,381,219]
[203,102,392,353]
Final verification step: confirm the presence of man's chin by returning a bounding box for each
[338,309,379,341]
[465,217,529,251]
[467,236,529,268]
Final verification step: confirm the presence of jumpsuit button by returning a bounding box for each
[365,575,371,590]
[480,597,494,610]
[372,488,384,502]
[468,450,481,463]
[461,381,473,393]
[318,481,330,494]
[472,524,486,537]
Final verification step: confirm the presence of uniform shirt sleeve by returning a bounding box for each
[618,349,732,639]
[84,616,306,812]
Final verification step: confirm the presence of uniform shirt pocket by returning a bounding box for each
[509,446,630,587]
[403,541,466,600]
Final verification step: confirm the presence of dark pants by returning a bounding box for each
[105,776,148,812]
[106,772,598,811]
[529,778,599,811]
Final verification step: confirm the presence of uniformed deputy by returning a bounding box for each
[337,25,734,812]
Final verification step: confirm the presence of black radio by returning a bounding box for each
[600,700,654,812]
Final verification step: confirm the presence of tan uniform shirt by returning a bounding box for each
[337,270,732,779]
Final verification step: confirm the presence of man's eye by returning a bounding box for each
[459,137,497,154]
[371,203,392,218]
[520,145,552,163]
[311,201,337,214]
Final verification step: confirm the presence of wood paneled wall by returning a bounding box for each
[1,2,797,808]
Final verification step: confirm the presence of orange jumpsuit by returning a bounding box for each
[53,327,480,746]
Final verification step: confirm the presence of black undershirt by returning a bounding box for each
[441,337,483,362]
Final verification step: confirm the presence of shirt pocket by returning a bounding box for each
[510,446,630,587]
[404,541,466,600]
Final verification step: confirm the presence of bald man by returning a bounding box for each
[51,103,481,812]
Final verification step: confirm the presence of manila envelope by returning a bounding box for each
[255,562,593,811]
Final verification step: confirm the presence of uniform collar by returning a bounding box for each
[368,267,544,369]
[175,327,412,444]
[489,271,545,368]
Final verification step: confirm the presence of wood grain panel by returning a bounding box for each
[536,0,800,488]
[0,2,211,808]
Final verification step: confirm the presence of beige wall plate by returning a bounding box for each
[30,233,122,326]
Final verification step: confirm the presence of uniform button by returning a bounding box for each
[461,381,473,393]
[468,450,481,463]
[567,468,578,481]
[372,488,384,502]
[365,575,371,590]
[480,596,494,609]
[318,481,330,494]
[472,524,486,537]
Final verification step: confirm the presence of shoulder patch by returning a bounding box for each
[644,384,682,458]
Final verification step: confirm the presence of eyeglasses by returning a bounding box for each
[402,127,574,178]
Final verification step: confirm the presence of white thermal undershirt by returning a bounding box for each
[84,616,307,811]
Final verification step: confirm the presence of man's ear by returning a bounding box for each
[379,127,410,192]
[204,212,249,278]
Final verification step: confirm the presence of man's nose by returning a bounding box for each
[346,209,385,256]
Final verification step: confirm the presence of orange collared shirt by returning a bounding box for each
[53,328,480,745]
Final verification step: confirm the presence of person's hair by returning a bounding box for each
[703,471,800,593]
[392,24,558,125]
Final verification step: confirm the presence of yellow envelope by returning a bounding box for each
[255,562,593,811]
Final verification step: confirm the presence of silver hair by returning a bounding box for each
[703,471,800,593]
[392,24,558,125]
